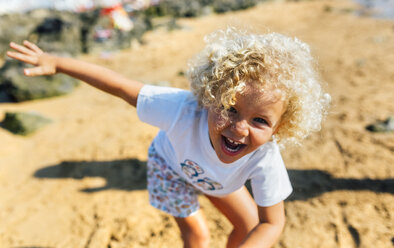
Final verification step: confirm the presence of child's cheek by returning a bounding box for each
[210,112,229,131]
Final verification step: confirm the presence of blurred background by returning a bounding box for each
[0,0,393,247]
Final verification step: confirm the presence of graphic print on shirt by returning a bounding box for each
[180,159,223,191]
[181,159,204,178]
[195,177,223,191]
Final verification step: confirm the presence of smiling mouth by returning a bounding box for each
[221,136,246,156]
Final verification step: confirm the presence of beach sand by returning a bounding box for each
[0,0,393,247]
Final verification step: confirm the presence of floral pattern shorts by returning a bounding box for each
[147,144,200,218]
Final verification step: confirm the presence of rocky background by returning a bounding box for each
[0,0,261,57]
[0,0,262,110]
[0,0,393,247]
[0,0,263,133]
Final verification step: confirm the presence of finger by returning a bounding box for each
[9,42,36,56]
[23,40,43,54]
[6,51,38,65]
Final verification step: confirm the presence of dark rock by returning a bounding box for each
[79,9,102,53]
[0,59,79,102]
[162,0,204,17]
[35,17,66,34]
[144,0,259,18]
[212,0,258,13]
[366,116,394,132]
[0,9,83,57]
[1,111,52,136]
[144,0,205,18]
[0,8,132,56]
[0,13,41,56]
[30,13,82,55]
[129,12,152,42]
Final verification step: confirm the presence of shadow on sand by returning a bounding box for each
[34,159,147,193]
[286,169,393,201]
[34,159,393,200]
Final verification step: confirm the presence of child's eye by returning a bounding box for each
[254,117,268,125]
[228,106,237,114]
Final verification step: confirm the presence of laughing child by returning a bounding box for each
[7,27,330,247]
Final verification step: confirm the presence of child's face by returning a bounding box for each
[207,84,286,164]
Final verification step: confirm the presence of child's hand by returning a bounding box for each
[7,41,57,76]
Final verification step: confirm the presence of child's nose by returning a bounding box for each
[231,119,249,136]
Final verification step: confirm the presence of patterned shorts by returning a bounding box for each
[147,144,200,218]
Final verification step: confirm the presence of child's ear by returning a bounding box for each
[273,103,288,135]
[273,120,282,135]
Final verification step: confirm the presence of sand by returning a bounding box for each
[0,0,393,247]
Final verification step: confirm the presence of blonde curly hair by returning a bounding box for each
[187,27,331,147]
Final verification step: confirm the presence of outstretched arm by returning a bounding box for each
[7,41,144,107]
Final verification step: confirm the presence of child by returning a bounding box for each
[7,28,330,248]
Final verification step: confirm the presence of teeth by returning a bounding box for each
[223,136,245,154]
[225,146,240,152]
[227,137,241,145]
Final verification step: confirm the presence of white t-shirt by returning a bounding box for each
[137,85,292,207]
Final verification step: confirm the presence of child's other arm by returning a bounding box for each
[240,201,285,248]
[7,41,144,107]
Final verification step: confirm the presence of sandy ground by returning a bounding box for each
[0,0,393,247]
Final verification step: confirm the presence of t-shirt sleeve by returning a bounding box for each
[250,145,293,207]
[136,85,190,131]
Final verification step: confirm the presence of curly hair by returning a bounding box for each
[187,27,331,147]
